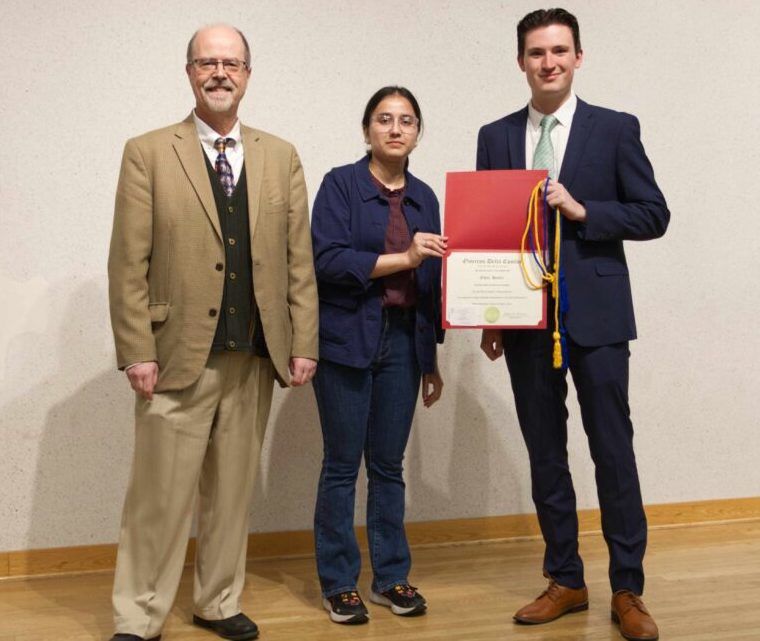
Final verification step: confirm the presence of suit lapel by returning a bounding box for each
[241,126,264,238]
[506,109,528,170]
[172,117,222,241]
[559,98,594,188]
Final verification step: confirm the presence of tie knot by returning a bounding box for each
[214,137,235,153]
[540,115,558,132]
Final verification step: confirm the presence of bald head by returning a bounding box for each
[186,24,251,68]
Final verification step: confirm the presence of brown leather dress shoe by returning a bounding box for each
[611,590,659,641]
[513,580,589,624]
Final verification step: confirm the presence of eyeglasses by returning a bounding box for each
[372,113,419,133]
[190,58,249,74]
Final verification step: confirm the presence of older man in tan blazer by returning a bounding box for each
[107,24,317,641]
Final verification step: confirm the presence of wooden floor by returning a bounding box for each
[1,521,759,640]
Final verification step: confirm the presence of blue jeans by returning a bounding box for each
[313,308,421,598]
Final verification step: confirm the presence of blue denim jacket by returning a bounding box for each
[311,156,443,373]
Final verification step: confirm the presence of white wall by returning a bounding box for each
[1,0,758,552]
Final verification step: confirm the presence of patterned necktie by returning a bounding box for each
[532,115,559,179]
[214,137,236,197]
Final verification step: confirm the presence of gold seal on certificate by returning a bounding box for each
[444,250,545,328]
[483,306,500,323]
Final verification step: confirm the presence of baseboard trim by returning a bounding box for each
[4,496,759,579]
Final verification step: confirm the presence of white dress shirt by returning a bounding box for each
[193,110,245,183]
[525,92,577,178]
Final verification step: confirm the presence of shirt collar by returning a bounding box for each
[192,110,242,151]
[527,92,577,129]
[356,155,423,207]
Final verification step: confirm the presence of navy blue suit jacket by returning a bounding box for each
[477,98,669,346]
[311,156,443,372]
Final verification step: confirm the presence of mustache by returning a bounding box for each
[203,80,234,91]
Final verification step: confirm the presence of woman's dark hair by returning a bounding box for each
[362,86,423,165]
[362,86,423,134]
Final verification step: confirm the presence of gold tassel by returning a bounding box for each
[521,179,564,369]
[552,331,563,368]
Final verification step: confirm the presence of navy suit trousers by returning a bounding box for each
[503,327,647,594]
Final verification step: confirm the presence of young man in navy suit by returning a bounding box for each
[478,9,668,641]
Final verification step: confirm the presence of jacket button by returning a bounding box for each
[215,263,224,271]
[229,272,237,280]
[227,340,237,349]
[209,308,217,317]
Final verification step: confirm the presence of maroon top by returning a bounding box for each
[371,174,417,308]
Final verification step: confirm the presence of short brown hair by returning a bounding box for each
[517,8,581,58]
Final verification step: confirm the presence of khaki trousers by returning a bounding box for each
[112,352,275,638]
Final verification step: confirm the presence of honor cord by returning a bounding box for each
[520,177,565,369]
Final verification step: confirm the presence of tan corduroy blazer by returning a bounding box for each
[108,115,318,392]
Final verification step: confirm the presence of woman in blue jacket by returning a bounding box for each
[311,86,446,624]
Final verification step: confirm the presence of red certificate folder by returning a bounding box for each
[442,169,548,329]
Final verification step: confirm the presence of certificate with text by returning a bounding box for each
[443,250,546,329]
[442,169,549,330]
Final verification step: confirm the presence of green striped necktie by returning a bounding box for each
[532,114,559,179]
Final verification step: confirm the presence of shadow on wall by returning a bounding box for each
[25,281,134,547]
[249,383,322,533]
[406,386,492,519]
[7,280,134,636]
[406,336,528,521]
[246,382,323,609]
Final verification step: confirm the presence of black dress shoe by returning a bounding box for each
[109,635,161,641]
[193,613,259,640]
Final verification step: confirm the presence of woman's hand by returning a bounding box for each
[422,367,444,407]
[406,232,448,268]
[371,232,448,278]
